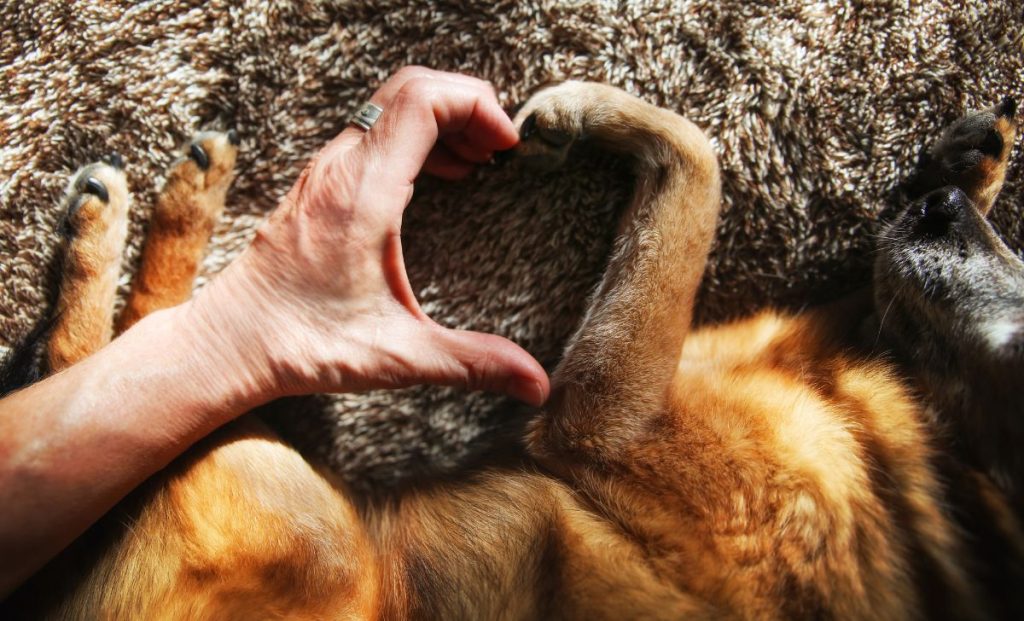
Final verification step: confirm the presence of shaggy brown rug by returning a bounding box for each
[2,0,1022,488]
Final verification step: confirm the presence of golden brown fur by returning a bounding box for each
[5,84,1023,619]
[116,132,237,331]
[47,420,378,621]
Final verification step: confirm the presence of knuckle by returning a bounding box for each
[395,77,440,109]
[478,78,497,97]
[393,65,432,84]
[298,151,357,215]
[464,351,495,393]
[400,76,435,97]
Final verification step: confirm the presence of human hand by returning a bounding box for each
[186,67,550,407]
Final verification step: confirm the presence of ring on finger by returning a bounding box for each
[351,102,384,131]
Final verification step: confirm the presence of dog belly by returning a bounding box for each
[581,310,980,619]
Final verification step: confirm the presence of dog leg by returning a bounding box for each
[116,131,238,332]
[514,82,721,468]
[46,157,130,372]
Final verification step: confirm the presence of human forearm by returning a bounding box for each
[0,301,267,596]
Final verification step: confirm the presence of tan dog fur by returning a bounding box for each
[116,132,237,331]
[47,164,130,372]
[6,84,1023,620]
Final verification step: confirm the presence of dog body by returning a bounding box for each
[3,84,1023,619]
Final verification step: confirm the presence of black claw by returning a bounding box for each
[520,113,537,140]
[493,148,516,165]
[83,177,109,203]
[105,152,124,170]
[189,143,210,170]
[999,96,1018,119]
[227,129,240,146]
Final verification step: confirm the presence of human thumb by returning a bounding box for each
[426,325,550,407]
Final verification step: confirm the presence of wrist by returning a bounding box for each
[88,304,274,449]
[175,241,340,403]
[165,284,281,416]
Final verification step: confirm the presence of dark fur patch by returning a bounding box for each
[0,314,52,396]
[0,232,66,395]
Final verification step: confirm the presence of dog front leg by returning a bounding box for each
[513,82,722,470]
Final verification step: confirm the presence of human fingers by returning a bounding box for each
[331,67,499,153]
[421,143,477,180]
[356,77,518,192]
[440,132,500,164]
[273,74,498,225]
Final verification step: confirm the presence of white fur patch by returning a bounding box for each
[981,317,1019,350]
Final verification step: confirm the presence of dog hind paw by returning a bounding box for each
[60,158,130,244]
[159,130,239,224]
[907,97,1018,214]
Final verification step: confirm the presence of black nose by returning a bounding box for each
[998,96,1017,119]
[918,186,966,235]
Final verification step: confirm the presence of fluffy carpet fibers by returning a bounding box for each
[2,0,1022,488]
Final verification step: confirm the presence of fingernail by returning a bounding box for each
[509,377,546,407]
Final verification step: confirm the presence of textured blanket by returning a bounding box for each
[2,0,1022,488]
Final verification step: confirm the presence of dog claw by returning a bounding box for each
[998,96,1017,119]
[189,143,210,170]
[520,113,537,141]
[82,177,109,203]
[105,152,124,170]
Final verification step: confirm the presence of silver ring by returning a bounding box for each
[351,102,383,131]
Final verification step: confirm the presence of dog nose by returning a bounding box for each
[918,186,966,234]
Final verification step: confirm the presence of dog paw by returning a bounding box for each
[61,157,130,244]
[158,130,239,224]
[512,82,598,170]
[907,97,1018,214]
[928,98,1016,173]
[49,156,131,371]
[170,130,239,193]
